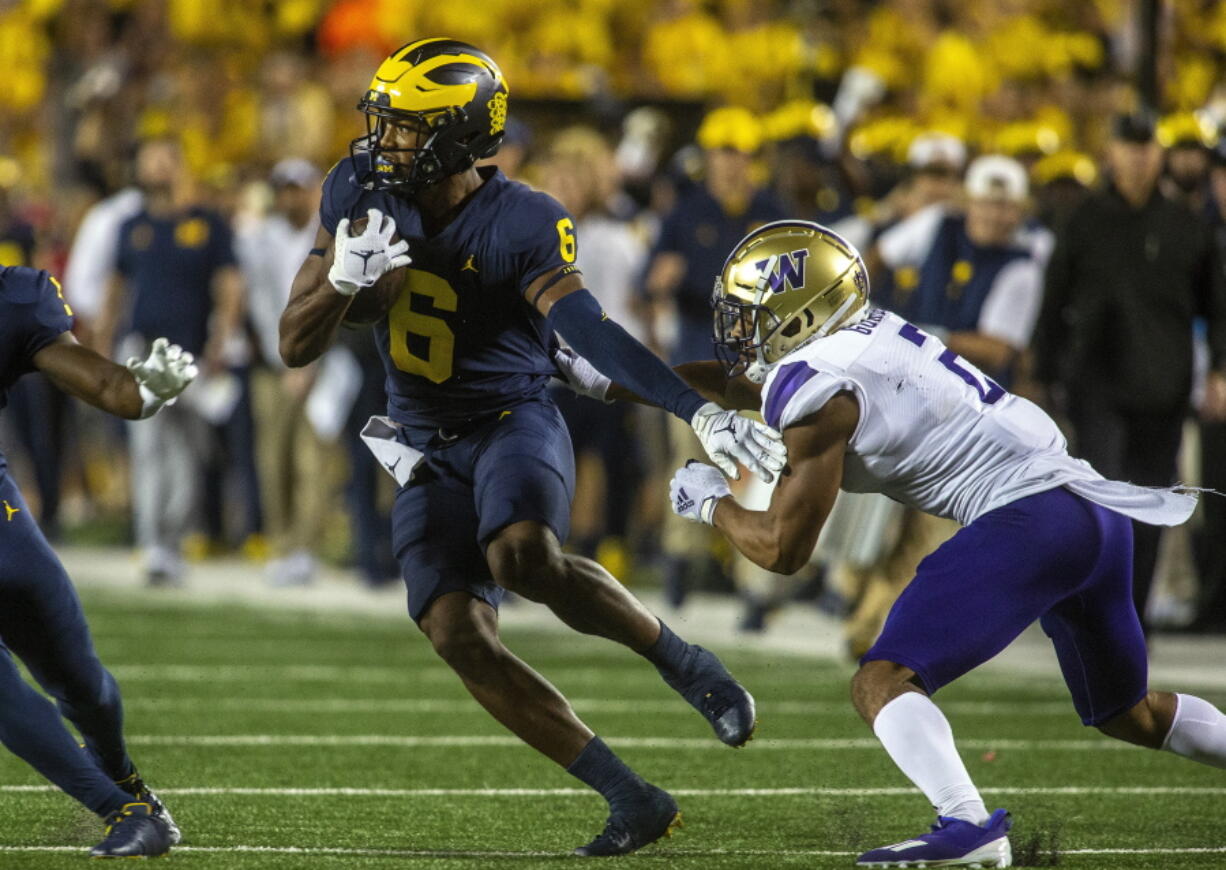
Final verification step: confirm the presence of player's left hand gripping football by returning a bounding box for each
[690,402,786,483]
[329,208,411,296]
[670,460,731,525]
[127,337,199,418]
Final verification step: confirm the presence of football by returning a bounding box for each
[339,215,407,325]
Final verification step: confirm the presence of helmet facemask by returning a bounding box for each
[350,39,509,194]
[713,257,783,383]
[350,100,468,192]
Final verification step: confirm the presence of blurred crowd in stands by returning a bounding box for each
[2,0,1226,646]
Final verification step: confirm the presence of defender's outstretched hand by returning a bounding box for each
[670,461,731,525]
[552,347,612,403]
[126,338,199,418]
[690,402,786,483]
[329,208,411,296]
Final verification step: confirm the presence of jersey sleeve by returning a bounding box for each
[876,204,945,269]
[761,359,863,434]
[500,190,578,295]
[318,157,365,237]
[17,270,75,363]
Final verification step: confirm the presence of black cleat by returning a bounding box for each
[90,802,175,858]
[573,785,681,857]
[116,772,181,845]
[659,645,757,747]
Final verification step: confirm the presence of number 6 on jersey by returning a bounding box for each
[388,270,458,383]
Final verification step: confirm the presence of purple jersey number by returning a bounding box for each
[899,323,1005,405]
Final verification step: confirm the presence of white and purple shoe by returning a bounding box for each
[856,809,1012,868]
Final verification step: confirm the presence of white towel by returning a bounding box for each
[360,416,424,487]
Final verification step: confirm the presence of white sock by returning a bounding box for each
[1162,694,1226,769]
[873,692,990,825]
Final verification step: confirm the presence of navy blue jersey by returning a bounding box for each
[321,158,571,427]
[651,184,785,363]
[652,185,786,319]
[0,266,74,415]
[116,207,235,355]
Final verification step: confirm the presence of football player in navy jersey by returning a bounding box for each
[280,39,785,856]
[0,265,195,858]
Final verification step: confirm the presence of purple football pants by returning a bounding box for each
[863,486,1147,726]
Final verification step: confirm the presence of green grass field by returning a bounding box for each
[1,588,1224,868]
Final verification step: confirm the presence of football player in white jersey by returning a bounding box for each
[663,221,1226,867]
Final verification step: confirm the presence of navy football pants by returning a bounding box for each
[0,472,133,816]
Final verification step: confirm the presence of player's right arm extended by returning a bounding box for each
[537,269,784,481]
[601,361,761,411]
[279,226,353,368]
[32,333,197,420]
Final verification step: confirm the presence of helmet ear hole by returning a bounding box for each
[780,317,802,338]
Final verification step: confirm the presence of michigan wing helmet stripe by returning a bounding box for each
[370,46,503,114]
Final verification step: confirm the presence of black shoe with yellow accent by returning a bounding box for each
[573,785,681,857]
[115,772,181,845]
[90,802,175,858]
[660,645,757,747]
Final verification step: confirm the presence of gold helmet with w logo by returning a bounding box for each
[351,38,508,191]
[712,220,869,382]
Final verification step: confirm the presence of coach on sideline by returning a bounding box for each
[1034,111,1226,631]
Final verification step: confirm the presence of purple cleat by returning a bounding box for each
[856,809,1012,868]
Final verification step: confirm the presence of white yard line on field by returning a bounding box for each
[3,844,1226,858]
[106,734,1138,751]
[120,697,1084,716]
[6,784,1224,797]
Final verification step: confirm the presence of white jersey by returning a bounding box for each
[759,308,1195,527]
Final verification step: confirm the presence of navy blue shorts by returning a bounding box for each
[391,399,575,623]
[863,486,1147,726]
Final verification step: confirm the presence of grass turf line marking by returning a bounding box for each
[120,697,1085,716]
[6,785,1226,797]
[3,845,1226,858]
[112,734,1140,750]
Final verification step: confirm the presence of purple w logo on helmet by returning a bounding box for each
[754,249,809,293]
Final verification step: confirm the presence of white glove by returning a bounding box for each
[690,401,787,483]
[670,460,731,525]
[328,208,411,296]
[552,347,612,403]
[126,337,199,418]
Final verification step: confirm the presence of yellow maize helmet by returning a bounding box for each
[351,38,508,191]
[713,220,869,383]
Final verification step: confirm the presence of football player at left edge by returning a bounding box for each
[0,264,194,857]
[281,39,784,856]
